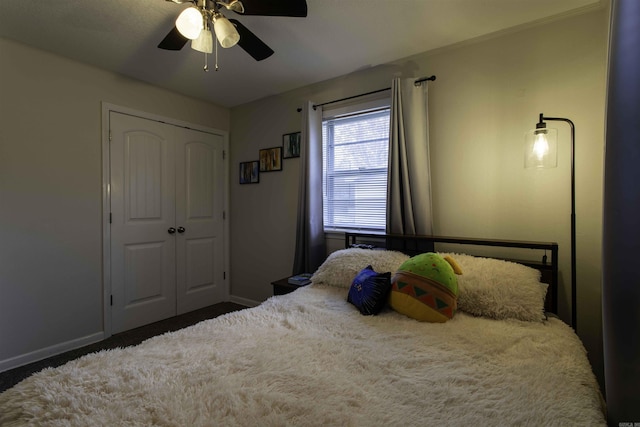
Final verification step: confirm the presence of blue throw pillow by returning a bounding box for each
[347,265,392,315]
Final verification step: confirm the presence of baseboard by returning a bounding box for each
[0,331,105,373]
[229,295,261,308]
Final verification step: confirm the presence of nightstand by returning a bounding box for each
[271,277,310,296]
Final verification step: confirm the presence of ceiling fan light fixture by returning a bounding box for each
[213,14,240,48]
[192,28,214,53]
[221,0,245,13]
[176,6,204,40]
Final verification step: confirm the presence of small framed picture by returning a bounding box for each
[259,147,283,172]
[283,132,302,159]
[239,161,259,184]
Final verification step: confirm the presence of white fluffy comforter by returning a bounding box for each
[0,285,605,426]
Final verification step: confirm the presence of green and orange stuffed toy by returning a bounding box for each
[390,253,463,323]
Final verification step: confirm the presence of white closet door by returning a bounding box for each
[175,129,225,314]
[110,112,176,334]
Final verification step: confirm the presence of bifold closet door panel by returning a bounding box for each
[109,112,177,334]
[175,129,225,315]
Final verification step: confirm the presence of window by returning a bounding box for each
[322,104,390,232]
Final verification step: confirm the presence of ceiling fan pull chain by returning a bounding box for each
[215,38,219,71]
[204,52,209,72]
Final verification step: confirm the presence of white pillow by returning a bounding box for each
[311,248,409,289]
[442,253,548,322]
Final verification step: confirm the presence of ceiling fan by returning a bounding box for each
[158,0,307,69]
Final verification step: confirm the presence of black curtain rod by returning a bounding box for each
[296,75,436,112]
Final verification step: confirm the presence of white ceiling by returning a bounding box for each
[0,0,601,108]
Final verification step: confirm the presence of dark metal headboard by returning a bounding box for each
[345,232,560,315]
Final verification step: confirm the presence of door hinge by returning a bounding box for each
[109,212,112,224]
[223,211,226,220]
[222,150,226,160]
[110,295,113,306]
[109,130,112,142]
[223,272,226,280]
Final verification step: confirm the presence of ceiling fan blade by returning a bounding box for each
[235,0,307,17]
[158,26,189,50]
[229,19,274,61]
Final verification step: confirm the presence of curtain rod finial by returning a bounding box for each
[414,75,436,86]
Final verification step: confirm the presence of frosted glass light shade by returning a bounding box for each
[213,16,240,48]
[525,127,558,168]
[176,7,203,40]
[192,29,213,53]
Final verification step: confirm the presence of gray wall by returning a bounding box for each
[229,7,610,390]
[0,38,229,369]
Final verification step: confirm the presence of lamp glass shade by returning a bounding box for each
[176,7,203,40]
[525,127,558,168]
[213,16,240,48]
[192,29,213,53]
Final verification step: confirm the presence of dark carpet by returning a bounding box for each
[0,302,246,393]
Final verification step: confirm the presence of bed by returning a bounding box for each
[0,233,605,426]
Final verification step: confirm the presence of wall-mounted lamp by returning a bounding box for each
[525,113,576,330]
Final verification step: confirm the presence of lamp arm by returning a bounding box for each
[540,115,577,331]
[541,116,575,213]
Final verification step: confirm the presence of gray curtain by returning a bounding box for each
[387,77,433,235]
[293,101,326,274]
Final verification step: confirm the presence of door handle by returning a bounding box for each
[168,227,176,234]
[177,226,186,233]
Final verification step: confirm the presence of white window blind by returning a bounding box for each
[322,107,390,231]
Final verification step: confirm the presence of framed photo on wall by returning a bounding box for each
[259,147,283,172]
[283,132,301,159]
[239,160,259,184]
